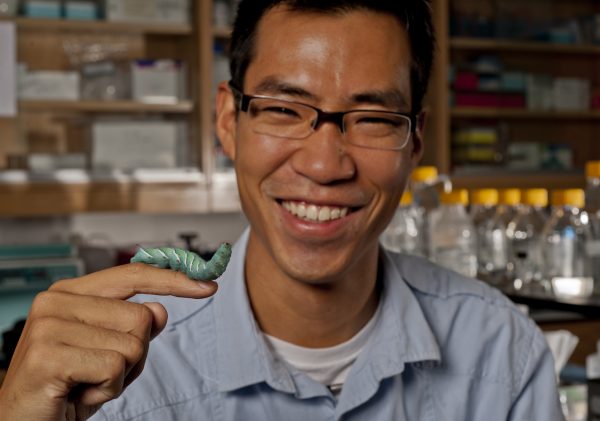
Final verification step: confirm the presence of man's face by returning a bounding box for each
[217,7,423,284]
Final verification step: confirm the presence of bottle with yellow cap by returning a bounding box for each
[409,166,451,256]
[585,161,600,215]
[585,161,600,297]
[541,189,593,298]
[505,189,548,291]
[480,188,521,285]
[429,189,477,278]
[380,191,425,256]
[470,188,499,282]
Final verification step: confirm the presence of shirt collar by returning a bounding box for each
[214,228,296,393]
[335,249,441,415]
[214,230,441,394]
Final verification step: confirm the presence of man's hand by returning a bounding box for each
[0,263,218,421]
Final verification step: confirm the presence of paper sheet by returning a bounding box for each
[0,22,16,117]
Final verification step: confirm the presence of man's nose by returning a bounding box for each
[290,122,356,185]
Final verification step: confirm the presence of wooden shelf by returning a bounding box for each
[0,181,211,216]
[451,37,600,55]
[451,107,600,120]
[0,16,193,35]
[451,171,585,189]
[19,100,194,114]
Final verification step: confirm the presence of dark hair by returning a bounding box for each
[229,0,435,113]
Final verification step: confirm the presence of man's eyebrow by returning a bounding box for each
[252,79,410,110]
[351,90,410,110]
[253,79,318,101]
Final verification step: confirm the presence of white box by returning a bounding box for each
[0,22,16,116]
[106,0,189,23]
[91,121,183,170]
[131,60,186,104]
[19,71,80,100]
[553,78,590,111]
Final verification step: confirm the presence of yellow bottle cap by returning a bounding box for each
[411,166,438,183]
[551,190,564,207]
[399,191,413,206]
[498,188,521,206]
[470,189,498,206]
[522,188,548,207]
[563,189,585,208]
[441,189,468,206]
[586,161,600,178]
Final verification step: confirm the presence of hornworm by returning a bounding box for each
[130,243,232,281]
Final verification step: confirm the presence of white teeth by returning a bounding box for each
[306,205,318,220]
[282,201,350,222]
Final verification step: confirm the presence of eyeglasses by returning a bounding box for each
[229,82,416,151]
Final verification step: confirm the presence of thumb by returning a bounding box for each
[142,302,168,340]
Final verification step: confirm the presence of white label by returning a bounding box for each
[586,240,600,257]
[0,22,16,117]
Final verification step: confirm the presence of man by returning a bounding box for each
[0,1,563,420]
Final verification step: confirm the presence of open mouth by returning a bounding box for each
[280,200,354,223]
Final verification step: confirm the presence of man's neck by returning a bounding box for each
[244,233,381,348]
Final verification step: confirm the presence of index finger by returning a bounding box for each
[50,263,218,300]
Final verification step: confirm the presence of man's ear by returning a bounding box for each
[215,81,237,161]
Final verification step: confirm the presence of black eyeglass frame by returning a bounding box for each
[228,81,418,148]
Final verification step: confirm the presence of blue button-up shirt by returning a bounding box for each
[93,229,563,420]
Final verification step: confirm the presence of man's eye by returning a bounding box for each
[357,117,401,127]
[263,106,301,117]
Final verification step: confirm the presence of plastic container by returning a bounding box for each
[480,188,521,285]
[542,189,593,298]
[429,189,477,278]
[470,188,499,281]
[506,188,548,291]
[410,166,451,256]
[380,191,425,257]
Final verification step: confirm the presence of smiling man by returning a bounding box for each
[0,1,563,420]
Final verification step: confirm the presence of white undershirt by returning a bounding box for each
[263,303,382,398]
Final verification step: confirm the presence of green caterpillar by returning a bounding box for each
[130,243,232,281]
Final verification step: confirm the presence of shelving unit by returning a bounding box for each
[19,100,195,114]
[424,0,600,190]
[0,1,241,216]
[1,16,194,34]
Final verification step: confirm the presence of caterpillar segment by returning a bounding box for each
[130,243,232,281]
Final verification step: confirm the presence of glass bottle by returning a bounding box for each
[380,191,425,257]
[542,189,593,298]
[410,166,451,257]
[429,189,477,278]
[506,188,548,292]
[470,188,499,282]
[480,188,521,286]
[585,161,600,297]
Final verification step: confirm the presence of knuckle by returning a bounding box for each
[125,262,145,277]
[23,344,55,372]
[28,316,59,342]
[29,291,56,317]
[48,278,74,291]
[104,351,127,378]
[126,336,146,363]
[132,304,154,328]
